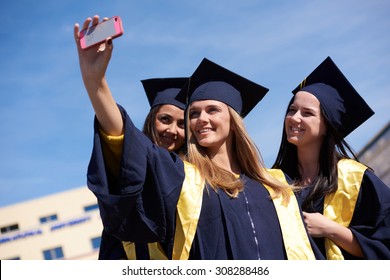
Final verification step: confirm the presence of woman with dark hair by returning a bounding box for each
[99,77,188,260]
[273,57,390,259]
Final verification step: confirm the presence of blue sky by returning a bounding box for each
[0,0,389,207]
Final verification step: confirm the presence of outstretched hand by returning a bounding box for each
[73,15,123,136]
[74,15,114,91]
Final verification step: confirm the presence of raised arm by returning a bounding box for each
[74,15,123,136]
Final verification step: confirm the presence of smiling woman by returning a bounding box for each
[189,100,232,151]
[284,91,327,158]
[141,78,188,155]
[98,77,188,260]
[272,57,390,260]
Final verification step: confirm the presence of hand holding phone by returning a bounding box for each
[79,16,124,49]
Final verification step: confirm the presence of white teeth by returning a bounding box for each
[199,128,211,133]
[291,127,301,132]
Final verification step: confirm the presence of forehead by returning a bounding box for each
[292,91,321,107]
[189,99,228,109]
[156,104,184,115]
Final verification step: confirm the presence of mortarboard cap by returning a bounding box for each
[141,77,188,110]
[292,56,374,138]
[177,58,269,117]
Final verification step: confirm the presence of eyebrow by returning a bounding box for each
[190,103,222,110]
[290,104,318,113]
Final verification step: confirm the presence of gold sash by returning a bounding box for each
[323,159,366,260]
[122,161,204,260]
[172,161,205,260]
[265,169,316,260]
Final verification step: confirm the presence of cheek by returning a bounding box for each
[177,129,185,140]
[154,120,166,134]
[189,119,197,132]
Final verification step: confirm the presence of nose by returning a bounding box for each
[197,110,208,124]
[288,111,301,124]
[166,123,178,136]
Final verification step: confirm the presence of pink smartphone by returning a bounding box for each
[79,16,124,49]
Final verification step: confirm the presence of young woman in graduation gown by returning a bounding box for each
[98,78,188,260]
[74,15,323,260]
[273,57,390,260]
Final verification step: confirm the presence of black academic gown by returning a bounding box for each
[98,229,127,260]
[296,170,390,259]
[89,106,323,260]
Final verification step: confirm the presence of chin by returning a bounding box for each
[286,137,299,145]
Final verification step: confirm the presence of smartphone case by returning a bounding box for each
[80,16,124,49]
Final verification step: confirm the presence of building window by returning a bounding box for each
[39,214,58,224]
[84,203,99,212]
[1,223,19,234]
[43,247,64,260]
[7,256,20,260]
[91,236,101,250]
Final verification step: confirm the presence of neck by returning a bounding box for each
[206,141,241,175]
[297,147,320,186]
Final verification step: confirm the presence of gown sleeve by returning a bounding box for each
[348,170,390,259]
[87,105,185,247]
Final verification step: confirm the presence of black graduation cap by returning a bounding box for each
[141,77,188,110]
[292,56,374,138]
[177,58,269,117]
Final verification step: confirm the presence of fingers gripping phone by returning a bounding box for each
[79,16,124,49]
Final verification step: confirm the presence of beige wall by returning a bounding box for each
[0,186,103,260]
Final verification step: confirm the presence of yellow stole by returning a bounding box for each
[323,159,367,260]
[123,161,204,260]
[265,169,315,260]
[172,161,205,260]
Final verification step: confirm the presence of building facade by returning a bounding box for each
[0,186,103,260]
[357,121,390,187]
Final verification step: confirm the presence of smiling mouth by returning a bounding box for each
[161,136,175,142]
[289,126,303,133]
[198,128,213,134]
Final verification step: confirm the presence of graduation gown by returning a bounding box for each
[98,229,127,260]
[296,159,390,259]
[88,106,322,260]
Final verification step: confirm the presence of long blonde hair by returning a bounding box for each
[185,106,291,202]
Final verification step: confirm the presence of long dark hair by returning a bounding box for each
[272,96,359,211]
